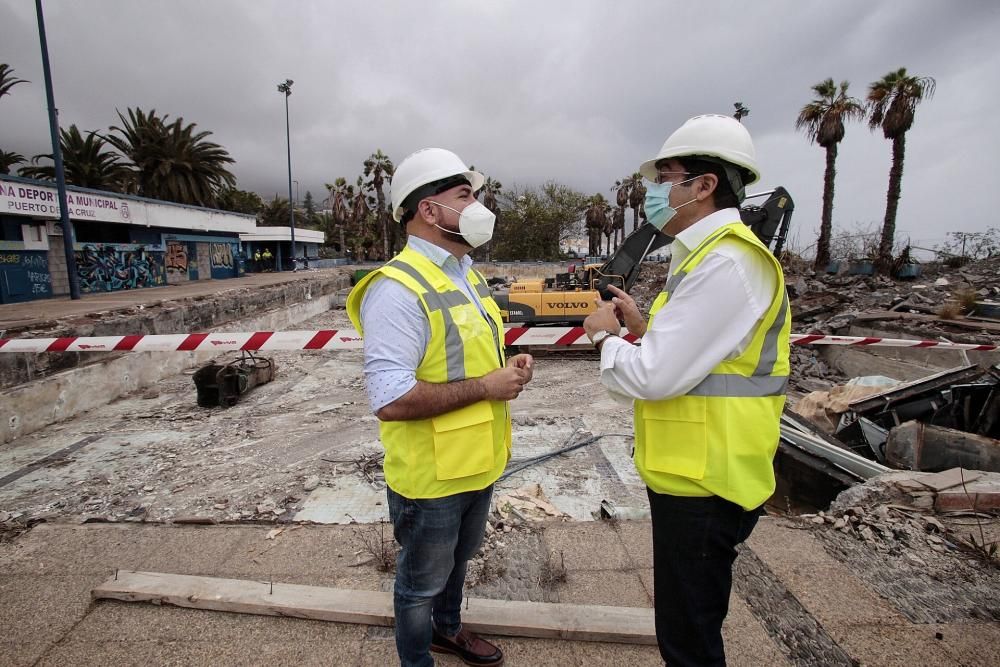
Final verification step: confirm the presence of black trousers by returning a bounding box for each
[647,488,763,666]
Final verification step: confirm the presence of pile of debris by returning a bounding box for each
[782,255,1000,337]
[794,469,1000,625]
[466,484,564,589]
[802,503,953,562]
[793,364,1000,477]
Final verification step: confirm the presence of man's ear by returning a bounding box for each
[696,173,719,201]
[415,199,436,224]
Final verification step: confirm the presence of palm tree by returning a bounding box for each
[19,125,131,191]
[602,215,614,256]
[867,68,936,272]
[628,174,646,234]
[480,176,503,215]
[351,177,371,260]
[105,107,236,207]
[1,150,24,175]
[585,194,609,257]
[325,177,353,253]
[1,65,29,175]
[612,178,631,247]
[0,64,27,100]
[796,78,865,271]
[612,205,626,252]
[363,149,394,259]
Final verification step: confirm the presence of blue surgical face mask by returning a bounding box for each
[644,176,700,231]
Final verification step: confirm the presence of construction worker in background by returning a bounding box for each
[261,247,273,272]
[347,148,533,667]
[583,115,791,666]
[253,249,262,272]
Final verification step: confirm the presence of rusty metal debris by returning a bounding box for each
[835,364,1000,471]
[193,351,275,408]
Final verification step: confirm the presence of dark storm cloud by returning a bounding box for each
[2,0,998,250]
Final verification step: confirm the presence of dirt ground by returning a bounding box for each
[0,306,643,526]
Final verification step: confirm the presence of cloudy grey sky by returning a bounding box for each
[2,1,998,253]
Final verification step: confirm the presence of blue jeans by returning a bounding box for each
[387,485,494,667]
[647,489,763,667]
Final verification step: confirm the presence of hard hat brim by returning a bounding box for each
[638,151,760,186]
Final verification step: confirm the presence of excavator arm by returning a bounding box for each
[589,222,673,300]
[739,186,794,255]
[588,186,793,300]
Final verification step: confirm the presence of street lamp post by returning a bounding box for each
[277,79,296,269]
[35,0,81,299]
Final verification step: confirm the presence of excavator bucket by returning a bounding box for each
[193,352,276,408]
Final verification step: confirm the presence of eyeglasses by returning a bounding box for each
[655,170,694,185]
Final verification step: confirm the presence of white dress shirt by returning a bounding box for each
[599,208,778,402]
[358,236,486,412]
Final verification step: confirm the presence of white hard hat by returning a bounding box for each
[638,114,760,190]
[390,148,485,222]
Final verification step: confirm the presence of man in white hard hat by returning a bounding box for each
[347,148,532,667]
[583,115,791,666]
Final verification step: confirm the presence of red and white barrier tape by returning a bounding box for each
[0,328,996,353]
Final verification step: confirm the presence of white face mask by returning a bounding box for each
[427,200,496,248]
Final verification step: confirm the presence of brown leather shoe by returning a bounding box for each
[431,627,504,666]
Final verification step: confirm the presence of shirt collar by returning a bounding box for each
[673,207,742,254]
[406,235,473,272]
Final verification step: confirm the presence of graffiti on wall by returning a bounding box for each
[75,244,165,293]
[166,241,189,272]
[210,242,234,268]
[0,251,52,301]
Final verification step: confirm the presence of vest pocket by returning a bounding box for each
[431,401,495,480]
[642,396,708,480]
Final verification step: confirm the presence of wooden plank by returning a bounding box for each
[93,571,656,645]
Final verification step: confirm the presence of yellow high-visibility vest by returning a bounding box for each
[634,222,790,510]
[347,246,511,499]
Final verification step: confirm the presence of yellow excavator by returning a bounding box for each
[491,187,793,324]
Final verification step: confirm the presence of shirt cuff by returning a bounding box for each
[599,334,628,370]
[369,376,418,413]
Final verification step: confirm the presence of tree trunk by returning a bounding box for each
[632,208,639,234]
[877,133,906,273]
[813,143,838,272]
[375,187,389,260]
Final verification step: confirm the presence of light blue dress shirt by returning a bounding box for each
[359,236,487,412]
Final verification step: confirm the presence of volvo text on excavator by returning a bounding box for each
[491,186,793,325]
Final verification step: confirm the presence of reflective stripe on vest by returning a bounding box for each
[385,258,473,382]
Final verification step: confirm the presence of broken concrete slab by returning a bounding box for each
[917,467,984,492]
[935,475,1000,511]
[293,480,389,525]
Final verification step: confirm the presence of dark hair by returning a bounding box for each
[400,175,471,225]
[677,156,742,210]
